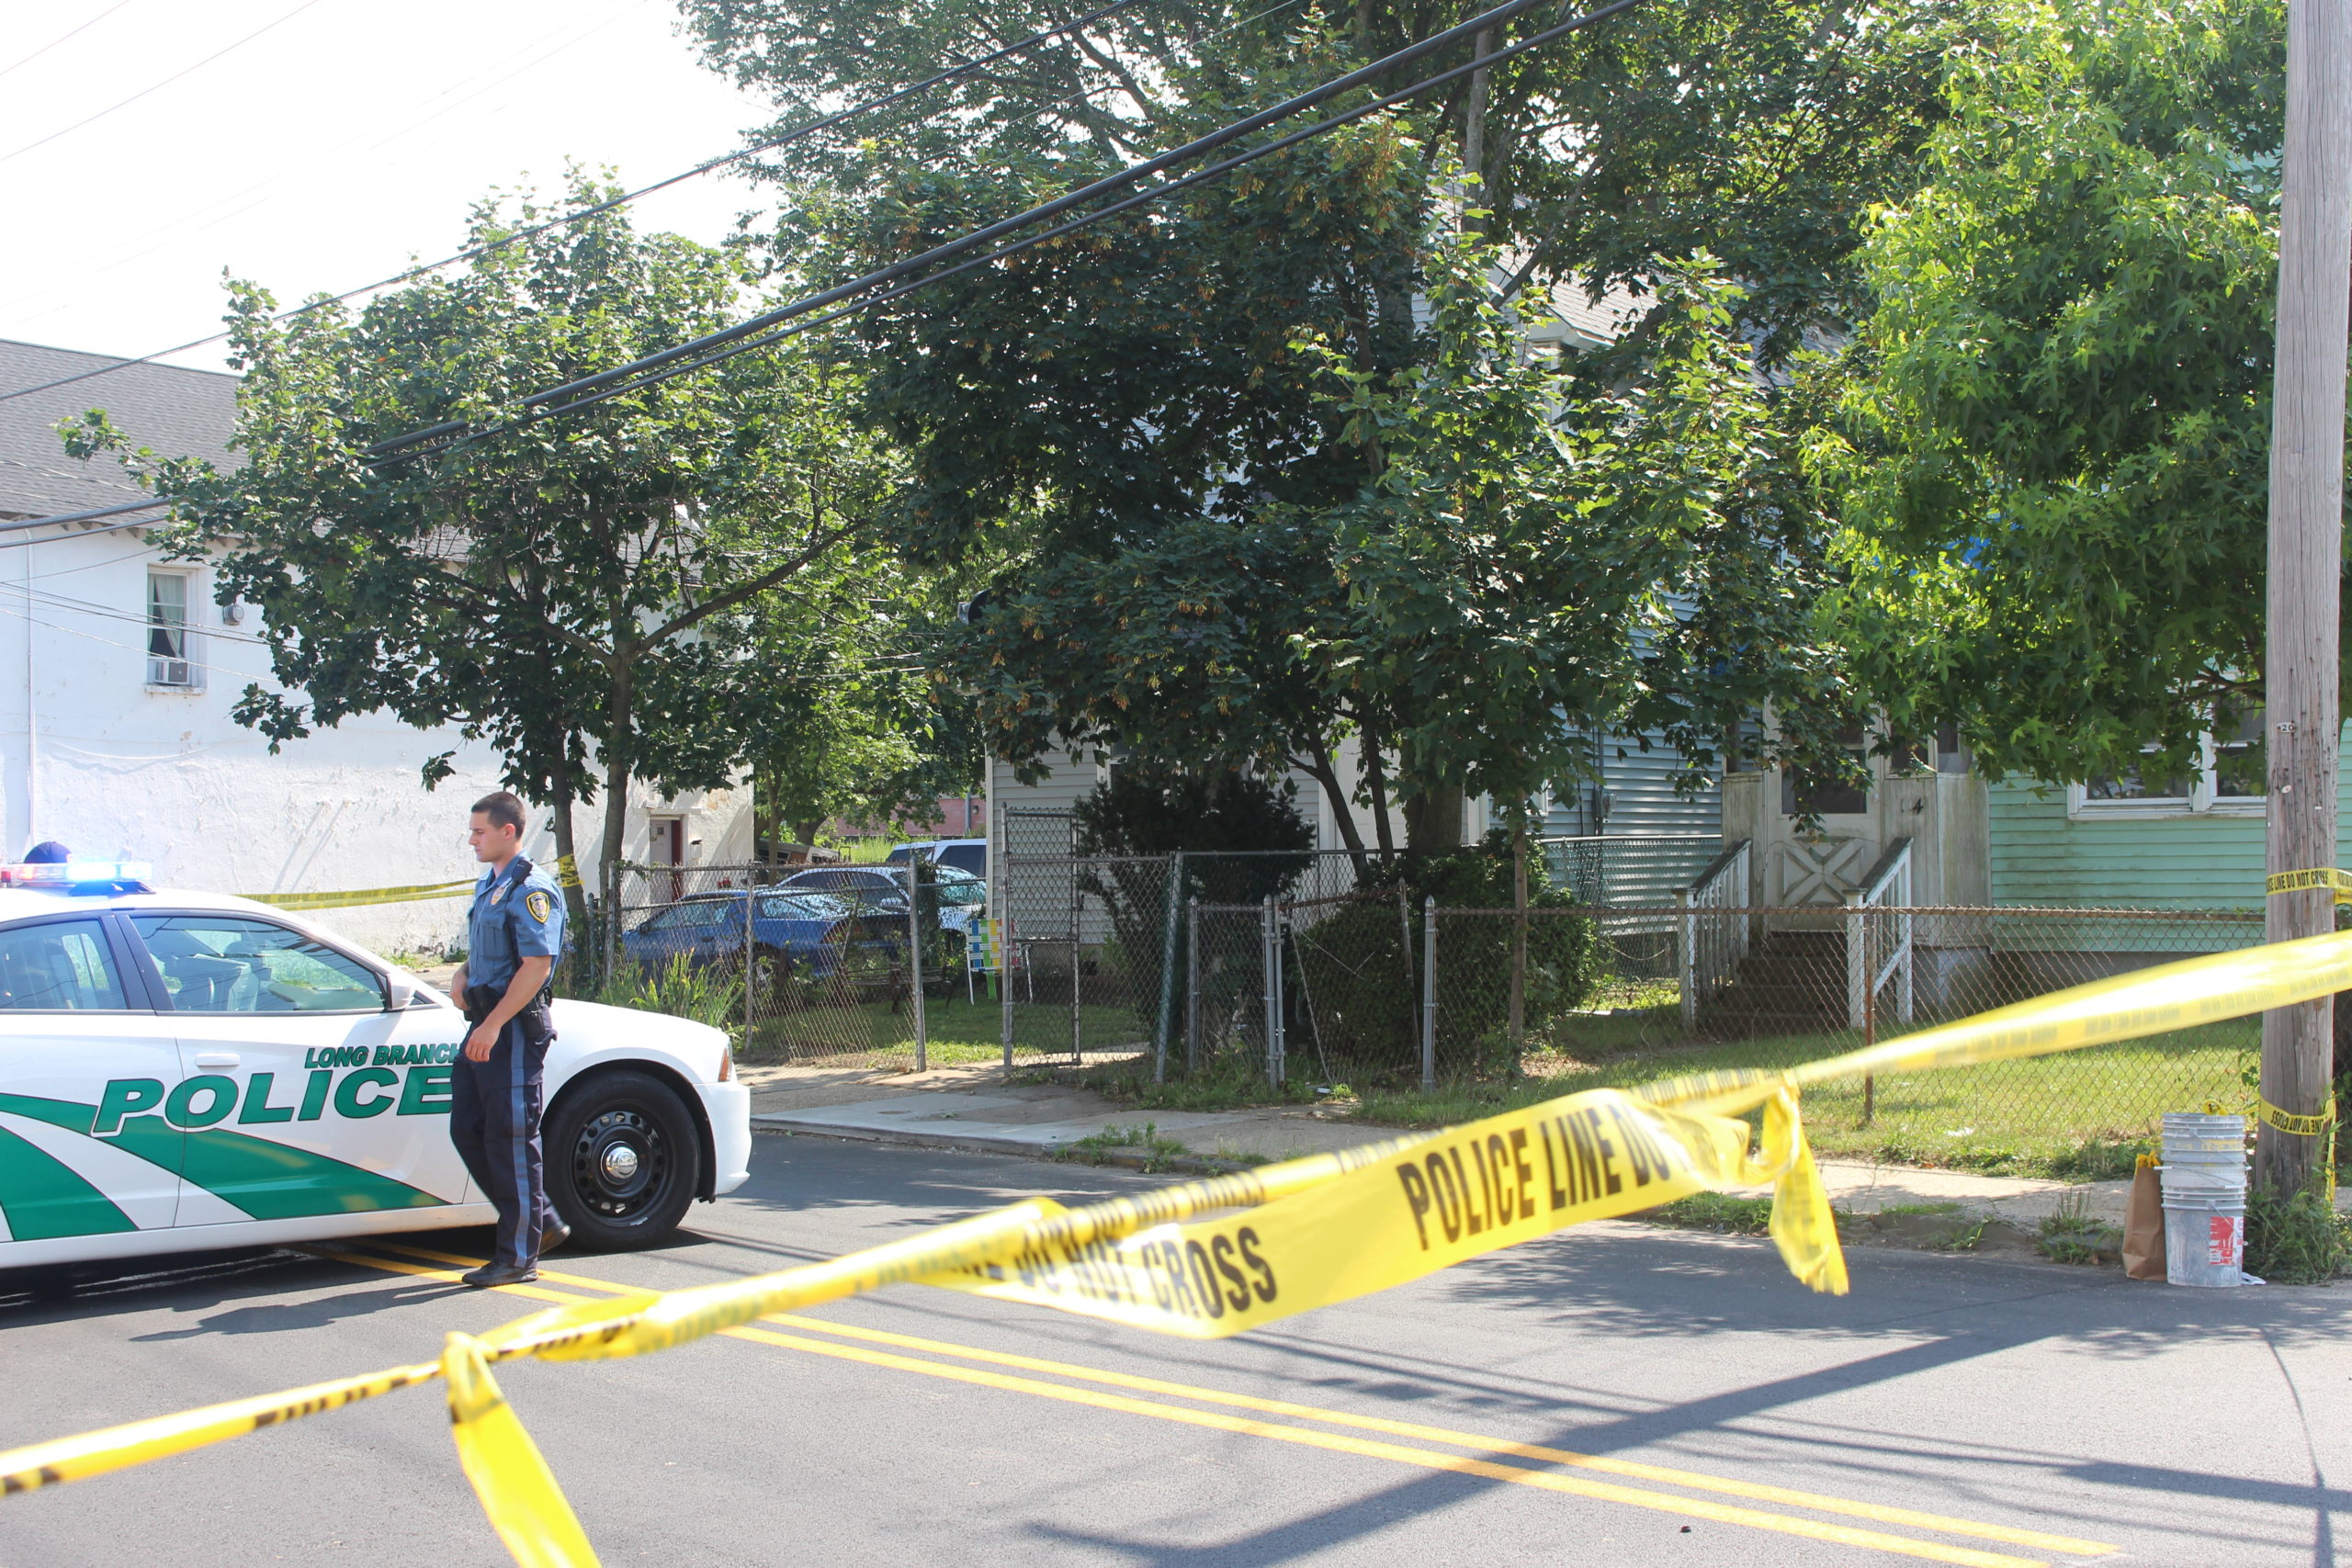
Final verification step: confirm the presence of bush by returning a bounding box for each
[2245,1188,2351,1284]
[1073,765,1315,1042]
[1293,839,1600,1080]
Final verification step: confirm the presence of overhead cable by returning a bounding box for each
[376,0,1641,457]
[0,0,329,169]
[0,0,1159,409]
[0,0,138,85]
[374,0,1574,460]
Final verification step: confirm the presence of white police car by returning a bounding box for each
[0,863,752,1270]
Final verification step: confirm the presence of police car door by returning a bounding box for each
[0,912,187,1246]
[124,913,471,1224]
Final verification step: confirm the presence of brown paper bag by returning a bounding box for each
[2122,1163,2165,1280]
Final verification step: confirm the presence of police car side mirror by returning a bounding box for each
[384,975,418,1011]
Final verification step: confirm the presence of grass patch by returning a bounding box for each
[1074,1055,1335,1112]
[1637,1192,1775,1235]
[1922,1217,1989,1252]
[2034,1190,2121,1265]
[2245,1189,2352,1283]
[738,997,1144,1066]
[1053,1122,1191,1172]
[1347,1019,2253,1180]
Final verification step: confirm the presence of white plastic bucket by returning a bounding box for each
[2162,1191,2247,1287]
[2158,1113,2249,1285]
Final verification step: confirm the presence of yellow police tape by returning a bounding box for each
[7,926,2352,1567]
[2267,866,2352,903]
[243,856,582,911]
[241,880,478,911]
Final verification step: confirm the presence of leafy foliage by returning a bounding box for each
[1817,0,2306,784]
[682,0,1940,835]
[66,176,902,887]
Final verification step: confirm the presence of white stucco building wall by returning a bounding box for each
[0,339,750,956]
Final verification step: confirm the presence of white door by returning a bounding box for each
[122,912,472,1224]
[0,913,188,1244]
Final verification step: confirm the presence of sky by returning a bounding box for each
[0,0,781,371]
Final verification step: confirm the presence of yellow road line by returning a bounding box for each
[333,1241,2095,1567]
[367,1240,2113,1560]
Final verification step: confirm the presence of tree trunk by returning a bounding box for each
[1303,740,1368,859]
[1363,725,1396,856]
[1462,29,1493,232]
[598,649,638,884]
[547,756,587,931]
[1404,785,1465,851]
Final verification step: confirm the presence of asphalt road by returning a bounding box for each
[1,1134,2345,1568]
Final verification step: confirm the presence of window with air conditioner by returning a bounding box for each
[146,571,196,688]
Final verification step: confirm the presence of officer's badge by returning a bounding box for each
[489,885,505,905]
[526,890,553,923]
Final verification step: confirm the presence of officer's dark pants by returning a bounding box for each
[449,1020,555,1269]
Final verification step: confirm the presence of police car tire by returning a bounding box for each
[547,1070,700,1251]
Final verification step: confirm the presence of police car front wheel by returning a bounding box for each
[548,1070,699,1250]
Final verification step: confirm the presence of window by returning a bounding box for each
[2069,716,2265,818]
[146,571,195,687]
[2213,709,2265,803]
[646,899,733,930]
[1782,728,1870,816]
[130,915,384,1012]
[0,919,130,1010]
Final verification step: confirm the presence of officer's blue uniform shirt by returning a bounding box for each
[467,856,565,992]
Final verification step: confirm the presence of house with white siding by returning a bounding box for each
[0,338,750,952]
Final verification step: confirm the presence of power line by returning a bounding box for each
[0,0,1160,409]
[377,0,1636,459]
[0,0,138,85]
[0,0,330,168]
[0,0,652,325]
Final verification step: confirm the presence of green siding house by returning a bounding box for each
[1986,730,2350,911]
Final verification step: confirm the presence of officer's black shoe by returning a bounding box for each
[460,1262,539,1289]
[539,1220,571,1255]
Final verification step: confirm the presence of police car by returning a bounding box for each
[0,863,752,1270]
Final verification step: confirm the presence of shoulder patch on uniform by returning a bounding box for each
[525,889,553,923]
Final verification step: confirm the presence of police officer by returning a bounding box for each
[447,791,567,1287]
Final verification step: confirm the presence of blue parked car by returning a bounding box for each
[621,889,900,976]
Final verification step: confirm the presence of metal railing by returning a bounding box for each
[1675,839,1751,1028]
[1847,838,1915,1033]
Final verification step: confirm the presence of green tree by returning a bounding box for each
[69,177,900,908]
[1815,0,2311,785]
[745,562,987,847]
[685,0,1931,831]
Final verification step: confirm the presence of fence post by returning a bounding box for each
[1000,846,1013,1071]
[743,881,755,1050]
[1510,829,1528,1058]
[1186,896,1202,1072]
[906,866,927,1073]
[1677,888,1696,1030]
[1070,887,1084,1068]
[1845,892,1867,1031]
[1153,854,1183,1084]
[1261,896,1279,1089]
[1420,896,1438,1092]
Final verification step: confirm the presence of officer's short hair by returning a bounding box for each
[471,791,527,836]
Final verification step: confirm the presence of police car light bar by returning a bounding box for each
[0,860,153,889]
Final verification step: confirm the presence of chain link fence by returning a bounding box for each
[599,862,994,1072]
[599,841,2279,1166]
[1424,904,2268,1170]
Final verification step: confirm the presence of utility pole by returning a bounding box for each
[2259,0,2352,1199]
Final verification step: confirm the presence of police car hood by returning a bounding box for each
[547,998,729,1082]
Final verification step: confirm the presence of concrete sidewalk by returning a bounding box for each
[741,1063,2138,1225]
